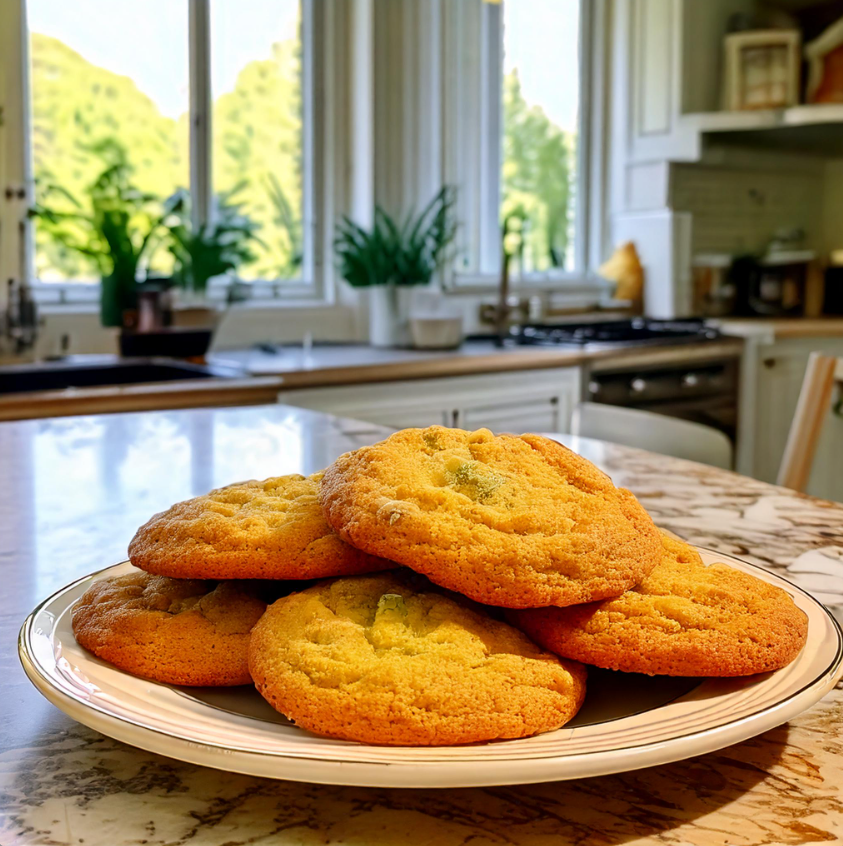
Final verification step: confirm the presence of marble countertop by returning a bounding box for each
[2,404,843,845]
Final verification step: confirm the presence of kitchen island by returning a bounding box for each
[2,404,842,845]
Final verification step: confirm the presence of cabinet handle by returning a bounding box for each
[762,358,776,369]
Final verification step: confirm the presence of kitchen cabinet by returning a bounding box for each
[614,0,843,167]
[611,0,843,320]
[619,0,699,166]
[740,336,843,502]
[277,367,581,434]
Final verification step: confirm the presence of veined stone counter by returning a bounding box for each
[1,404,841,845]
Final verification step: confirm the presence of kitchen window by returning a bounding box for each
[444,0,601,289]
[16,0,318,303]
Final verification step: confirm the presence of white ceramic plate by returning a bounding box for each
[19,550,843,788]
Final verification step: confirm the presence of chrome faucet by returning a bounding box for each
[478,209,527,346]
[2,277,38,356]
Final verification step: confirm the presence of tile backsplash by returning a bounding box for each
[672,160,826,257]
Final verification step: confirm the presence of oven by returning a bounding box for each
[583,355,740,444]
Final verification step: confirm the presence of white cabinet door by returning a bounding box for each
[455,369,580,434]
[613,0,698,167]
[278,367,581,435]
[750,338,843,502]
[278,379,455,430]
[459,399,560,435]
[753,348,809,484]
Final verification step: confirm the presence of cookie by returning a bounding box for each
[319,427,662,608]
[509,533,809,677]
[129,473,392,580]
[249,573,587,745]
[72,571,267,686]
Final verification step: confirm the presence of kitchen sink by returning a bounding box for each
[0,357,242,395]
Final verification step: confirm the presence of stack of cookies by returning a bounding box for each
[72,426,809,747]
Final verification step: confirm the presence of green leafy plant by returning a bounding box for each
[262,172,303,279]
[334,186,458,288]
[29,140,165,326]
[164,188,262,295]
[502,70,574,271]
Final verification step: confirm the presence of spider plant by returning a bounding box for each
[163,188,262,296]
[334,186,458,288]
[263,172,303,279]
[29,140,165,327]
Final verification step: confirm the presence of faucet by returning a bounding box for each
[2,277,39,357]
[494,249,512,347]
[479,209,527,346]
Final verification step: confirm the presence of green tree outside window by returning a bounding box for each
[501,70,576,273]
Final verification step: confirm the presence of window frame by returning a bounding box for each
[17,0,325,304]
[441,0,605,293]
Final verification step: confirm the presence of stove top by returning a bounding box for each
[512,318,721,348]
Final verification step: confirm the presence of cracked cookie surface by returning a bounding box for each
[248,573,587,745]
[72,571,267,685]
[509,534,809,677]
[320,427,662,608]
[129,473,391,580]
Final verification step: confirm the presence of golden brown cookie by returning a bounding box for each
[249,573,587,746]
[320,427,662,609]
[509,534,809,677]
[72,571,267,685]
[129,473,391,580]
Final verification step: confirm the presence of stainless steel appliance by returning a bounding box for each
[584,356,740,443]
[513,318,720,348]
[499,318,741,444]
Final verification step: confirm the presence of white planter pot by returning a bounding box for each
[368,285,414,347]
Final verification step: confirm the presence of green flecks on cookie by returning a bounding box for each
[446,460,507,501]
[373,593,409,631]
[377,593,407,616]
[368,593,413,651]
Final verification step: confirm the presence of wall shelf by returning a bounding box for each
[681,104,843,155]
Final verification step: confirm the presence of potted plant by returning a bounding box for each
[29,141,164,328]
[164,188,261,308]
[334,186,457,347]
[113,190,263,357]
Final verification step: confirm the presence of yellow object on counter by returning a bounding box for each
[600,242,644,304]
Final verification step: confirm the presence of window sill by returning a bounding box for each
[38,297,343,319]
[226,297,341,311]
[446,272,610,297]
[39,302,102,317]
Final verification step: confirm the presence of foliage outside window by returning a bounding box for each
[499,0,580,277]
[502,71,576,274]
[28,0,306,287]
[210,0,304,281]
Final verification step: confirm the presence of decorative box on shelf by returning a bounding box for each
[723,29,801,111]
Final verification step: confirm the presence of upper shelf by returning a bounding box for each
[681,103,843,155]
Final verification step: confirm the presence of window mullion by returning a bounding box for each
[584,0,608,271]
[479,0,502,276]
[189,0,212,229]
[576,0,594,274]
[302,0,317,292]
